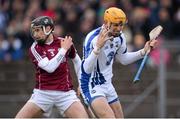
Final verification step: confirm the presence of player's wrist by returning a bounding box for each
[93,45,101,55]
[96,42,103,49]
[140,49,146,56]
[59,48,67,55]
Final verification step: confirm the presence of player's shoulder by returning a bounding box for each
[30,42,37,51]
[29,42,38,57]
[84,27,101,44]
[86,27,101,39]
[115,32,126,45]
[29,41,42,53]
[53,36,62,43]
[120,32,126,40]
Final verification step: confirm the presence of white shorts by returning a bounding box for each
[82,83,119,105]
[28,89,80,116]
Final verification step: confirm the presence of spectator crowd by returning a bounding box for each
[0,0,179,64]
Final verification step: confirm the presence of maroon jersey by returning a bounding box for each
[29,36,76,91]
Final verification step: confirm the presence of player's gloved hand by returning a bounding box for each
[60,36,73,51]
[141,40,158,56]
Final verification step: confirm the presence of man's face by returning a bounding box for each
[106,22,125,37]
[31,26,46,42]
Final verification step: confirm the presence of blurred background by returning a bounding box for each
[0,0,179,117]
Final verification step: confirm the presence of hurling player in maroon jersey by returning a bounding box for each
[15,16,88,118]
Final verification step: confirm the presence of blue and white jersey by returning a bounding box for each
[81,27,127,87]
[80,26,143,104]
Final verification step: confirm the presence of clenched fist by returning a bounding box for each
[61,36,73,51]
[142,40,158,55]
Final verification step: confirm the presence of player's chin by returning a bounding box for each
[112,32,121,37]
[37,39,46,45]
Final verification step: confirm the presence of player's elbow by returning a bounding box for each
[120,60,129,65]
[116,56,130,65]
[45,68,55,73]
[46,69,54,73]
[83,65,91,74]
[82,61,92,74]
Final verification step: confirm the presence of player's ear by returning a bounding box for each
[45,26,51,31]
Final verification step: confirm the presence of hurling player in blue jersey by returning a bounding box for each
[80,7,158,118]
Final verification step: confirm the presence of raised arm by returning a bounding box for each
[37,36,73,73]
[83,26,113,74]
